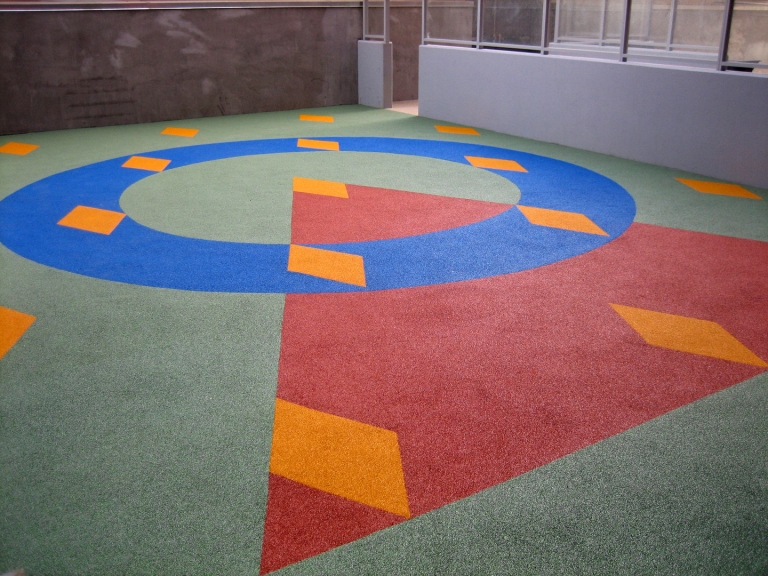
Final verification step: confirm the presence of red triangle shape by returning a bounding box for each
[260,473,404,574]
[291,184,511,245]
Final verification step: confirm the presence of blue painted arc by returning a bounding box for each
[0,137,636,293]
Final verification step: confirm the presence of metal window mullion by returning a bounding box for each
[716,0,735,70]
[424,38,481,46]
[540,0,551,53]
[383,0,390,43]
[363,0,368,39]
[726,61,768,70]
[619,0,632,60]
[665,0,677,50]
[644,0,652,41]
[480,40,547,50]
[598,0,608,46]
[421,0,427,43]
[476,0,483,47]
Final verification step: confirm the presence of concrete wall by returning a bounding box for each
[368,5,421,101]
[0,6,424,135]
[0,8,363,135]
[419,44,768,189]
[391,7,421,101]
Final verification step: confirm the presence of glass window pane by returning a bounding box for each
[552,0,624,47]
[555,0,603,43]
[727,0,768,66]
[426,0,478,42]
[481,0,543,47]
[625,0,724,53]
[628,0,672,48]
[671,0,724,51]
[603,0,626,40]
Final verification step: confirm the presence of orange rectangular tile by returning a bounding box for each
[287,245,366,287]
[299,114,335,123]
[676,178,762,199]
[297,139,340,151]
[270,398,410,517]
[434,125,480,136]
[0,306,36,360]
[161,127,199,138]
[57,205,126,235]
[122,156,171,172]
[611,304,767,367]
[0,142,39,156]
[293,177,348,198]
[517,205,608,236]
[675,178,762,200]
[465,156,527,172]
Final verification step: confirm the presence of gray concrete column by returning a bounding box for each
[358,40,393,108]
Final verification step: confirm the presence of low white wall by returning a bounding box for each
[419,45,768,189]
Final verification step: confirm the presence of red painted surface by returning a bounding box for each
[260,474,401,574]
[290,184,511,244]
[262,223,768,573]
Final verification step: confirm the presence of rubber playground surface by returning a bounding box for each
[1,105,767,574]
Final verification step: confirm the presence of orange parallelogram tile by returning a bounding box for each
[293,177,348,198]
[676,178,762,200]
[297,139,340,151]
[299,114,334,123]
[517,205,608,236]
[611,304,767,367]
[122,156,171,172]
[0,142,39,156]
[465,156,527,172]
[58,205,127,235]
[287,245,366,287]
[161,127,199,138]
[434,125,480,136]
[270,398,411,517]
[0,306,36,360]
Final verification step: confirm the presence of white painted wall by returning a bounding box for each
[419,45,768,189]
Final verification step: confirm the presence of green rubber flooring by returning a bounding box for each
[1,105,766,575]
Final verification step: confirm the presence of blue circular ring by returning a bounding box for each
[0,137,636,293]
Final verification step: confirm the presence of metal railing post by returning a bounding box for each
[665,0,678,51]
[363,0,368,39]
[540,0,551,53]
[476,0,483,47]
[384,0,390,43]
[619,0,633,61]
[717,0,736,70]
[598,0,608,45]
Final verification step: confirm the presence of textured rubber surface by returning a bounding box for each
[0,105,766,575]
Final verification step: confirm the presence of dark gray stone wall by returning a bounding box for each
[0,8,366,134]
[368,6,421,102]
